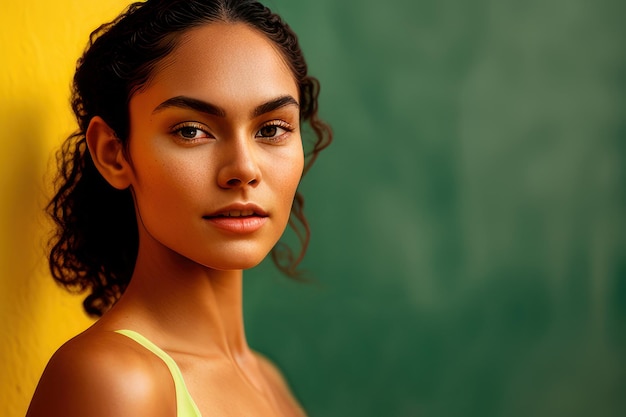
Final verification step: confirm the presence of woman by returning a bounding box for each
[26,0,331,416]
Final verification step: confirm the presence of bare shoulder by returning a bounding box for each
[254,352,291,388]
[26,330,176,417]
[254,352,308,417]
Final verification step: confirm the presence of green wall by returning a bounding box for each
[244,1,626,416]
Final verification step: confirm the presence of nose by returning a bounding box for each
[217,137,261,189]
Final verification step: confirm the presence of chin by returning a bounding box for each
[200,252,269,272]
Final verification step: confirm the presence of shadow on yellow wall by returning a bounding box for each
[0,2,131,416]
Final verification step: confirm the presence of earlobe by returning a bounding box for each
[86,116,132,190]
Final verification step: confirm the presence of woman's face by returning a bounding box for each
[125,22,304,271]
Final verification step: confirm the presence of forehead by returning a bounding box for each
[132,22,298,113]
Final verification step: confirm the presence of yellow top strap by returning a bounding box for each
[115,329,203,417]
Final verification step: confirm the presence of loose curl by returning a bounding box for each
[47,0,332,317]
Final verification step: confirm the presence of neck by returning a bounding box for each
[102,241,251,362]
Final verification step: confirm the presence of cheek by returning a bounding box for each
[275,156,304,230]
[272,148,304,200]
[130,146,212,214]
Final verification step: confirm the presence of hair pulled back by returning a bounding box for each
[48,0,332,317]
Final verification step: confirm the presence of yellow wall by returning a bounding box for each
[0,2,130,416]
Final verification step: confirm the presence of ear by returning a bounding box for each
[86,116,133,190]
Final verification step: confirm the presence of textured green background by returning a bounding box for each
[244,1,626,416]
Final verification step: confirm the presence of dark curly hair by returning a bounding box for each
[47,0,332,317]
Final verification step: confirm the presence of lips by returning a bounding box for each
[213,209,256,217]
[203,203,268,234]
[205,203,268,219]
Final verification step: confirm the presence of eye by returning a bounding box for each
[258,125,280,137]
[179,126,203,139]
[171,122,212,143]
[255,121,293,143]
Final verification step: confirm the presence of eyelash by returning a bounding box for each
[170,120,294,144]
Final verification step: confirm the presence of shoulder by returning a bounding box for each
[254,352,290,388]
[254,352,307,417]
[27,330,176,417]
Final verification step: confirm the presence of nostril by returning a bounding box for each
[224,177,258,187]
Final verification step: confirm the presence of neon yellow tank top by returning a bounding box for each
[115,329,203,417]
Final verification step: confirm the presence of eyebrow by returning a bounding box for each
[152,95,299,118]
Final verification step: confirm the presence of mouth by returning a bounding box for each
[204,205,268,219]
[203,204,268,234]
[210,209,263,218]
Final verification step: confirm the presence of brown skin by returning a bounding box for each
[27,23,306,417]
